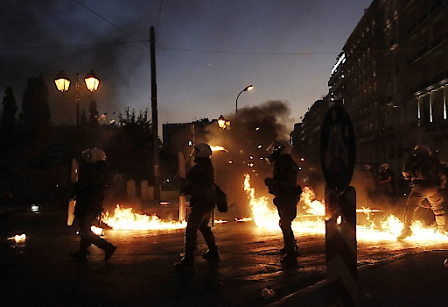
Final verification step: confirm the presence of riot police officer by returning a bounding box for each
[264,140,302,264]
[398,143,447,240]
[175,143,219,270]
[70,147,116,263]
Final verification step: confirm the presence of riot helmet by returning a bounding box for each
[81,147,106,163]
[412,143,431,156]
[191,143,212,159]
[265,140,291,164]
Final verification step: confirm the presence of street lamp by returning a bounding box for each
[54,70,100,158]
[217,114,231,130]
[235,85,254,123]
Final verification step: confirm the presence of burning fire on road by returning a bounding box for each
[102,205,186,230]
[243,174,448,242]
[98,174,448,243]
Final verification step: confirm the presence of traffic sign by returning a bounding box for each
[320,103,356,195]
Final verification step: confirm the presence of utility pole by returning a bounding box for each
[150,26,160,202]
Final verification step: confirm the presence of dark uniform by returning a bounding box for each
[398,143,447,239]
[175,143,218,270]
[264,140,301,264]
[378,163,396,198]
[70,148,116,263]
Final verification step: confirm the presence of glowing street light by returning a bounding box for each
[235,85,253,123]
[54,70,100,158]
[217,114,231,130]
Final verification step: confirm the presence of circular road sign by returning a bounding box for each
[320,103,356,195]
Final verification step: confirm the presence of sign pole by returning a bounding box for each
[320,102,358,306]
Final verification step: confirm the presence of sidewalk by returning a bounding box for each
[270,249,448,307]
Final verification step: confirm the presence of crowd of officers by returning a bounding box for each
[68,140,448,268]
[70,140,303,269]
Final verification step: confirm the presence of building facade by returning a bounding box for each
[299,0,448,193]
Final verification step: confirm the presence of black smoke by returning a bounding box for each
[205,100,295,216]
[0,1,151,125]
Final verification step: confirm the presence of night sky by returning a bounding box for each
[0,0,372,136]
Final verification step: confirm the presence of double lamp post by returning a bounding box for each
[53,70,100,160]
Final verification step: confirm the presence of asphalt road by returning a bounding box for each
[1,209,447,307]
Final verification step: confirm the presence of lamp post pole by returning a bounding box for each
[74,74,81,159]
[235,85,254,123]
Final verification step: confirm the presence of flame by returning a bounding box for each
[95,174,448,243]
[243,174,448,241]
[9,233,27,243]
[91,225,104,236]
[244,174,279,230]
[102,204,186,230]
[210,145,228,152]
[214,219,228,224]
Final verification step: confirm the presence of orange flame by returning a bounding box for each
[210,145,228,152]
[102,205,186,230]
[243,174,448,241]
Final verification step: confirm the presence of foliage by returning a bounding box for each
[88,100,99,126]
[20,75,51,130]
[1,87,18,130]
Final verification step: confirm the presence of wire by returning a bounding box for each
[155,0,164,37]
[73,0,149,48]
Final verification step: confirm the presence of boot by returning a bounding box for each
[280,244,299,256]
[202,245,220,261]
[435,215,446,228]
[397,226,412,240]
[175,256,195,270]
[280,251,299,265]
[70,250,88,263]
[104,243,117,261]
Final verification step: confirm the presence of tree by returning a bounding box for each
[80,107,87,126]
[88,100,99,126]
[107,108,156,182]
[20,75,52,168]
[21,75,51,131]
[1,86,18,131]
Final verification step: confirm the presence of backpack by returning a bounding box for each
[215,184,228,213]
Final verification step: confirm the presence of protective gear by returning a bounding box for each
[267,140,291,155]
[379,163,389,170]
[202,245,220,261]
[73,148,114,262]
[397,226,412,240]
[191,143,212,159]
[81,147,106,163]
[265,140,291,164]
[399,146,447,240]
[281,250,300,265]
[176,146,218,269]
[174,256,195,270]
[265,146,300,264]
[412,143,431,156]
